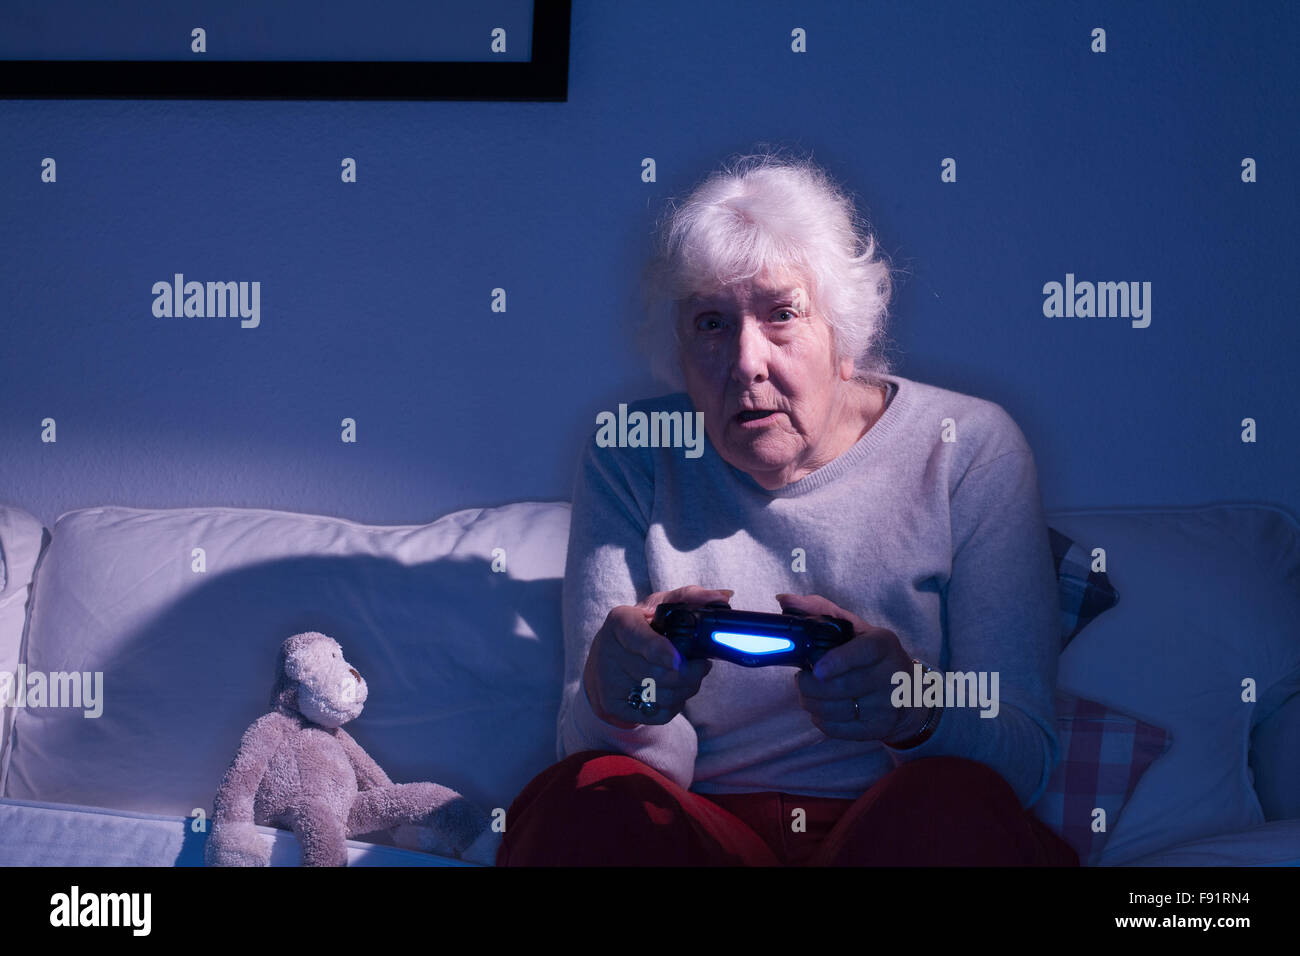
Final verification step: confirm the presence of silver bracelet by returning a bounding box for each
[888,659,943,748]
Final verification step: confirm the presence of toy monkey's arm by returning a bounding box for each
[212,712,291,824]
[334,726,394,790]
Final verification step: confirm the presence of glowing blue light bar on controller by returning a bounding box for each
[710,631,796,655]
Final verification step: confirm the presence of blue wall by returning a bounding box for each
[2,0,1297,530]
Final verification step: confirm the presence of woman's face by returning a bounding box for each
[676,270,860,489]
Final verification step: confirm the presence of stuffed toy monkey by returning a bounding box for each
[205,631,500,866]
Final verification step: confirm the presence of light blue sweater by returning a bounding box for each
[558,374,1060,808]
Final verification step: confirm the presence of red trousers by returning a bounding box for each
[497,750,1078,866]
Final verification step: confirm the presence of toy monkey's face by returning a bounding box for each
[285,637,368,728]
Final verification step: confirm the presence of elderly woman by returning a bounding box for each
[498,151,1078,866]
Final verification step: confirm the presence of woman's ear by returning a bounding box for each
[838,355,856,381]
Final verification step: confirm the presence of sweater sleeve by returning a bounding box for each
[555,437,699,788]
[882,446,1061,808]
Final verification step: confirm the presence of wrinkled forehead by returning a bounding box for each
[683,269,811,308]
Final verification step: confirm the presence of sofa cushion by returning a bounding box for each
[1031,690,1172,865]
[1,502,570,823]
[1046,504,1300,865]
[1103,818,1300,867]
[0,798,466,866]
[0,506,48,777]
[1048,527,1121,649]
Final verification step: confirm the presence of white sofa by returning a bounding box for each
[0,500,1297,866]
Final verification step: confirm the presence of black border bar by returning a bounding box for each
[0,0,570,101]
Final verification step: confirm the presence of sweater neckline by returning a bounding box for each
[724,375,911,498]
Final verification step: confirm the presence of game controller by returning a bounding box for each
[650,601,855,669]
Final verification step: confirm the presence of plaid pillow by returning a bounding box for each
[1032,691,1173,865]
[1049,527,1121,649]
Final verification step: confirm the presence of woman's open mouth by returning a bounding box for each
[735,409,780,427]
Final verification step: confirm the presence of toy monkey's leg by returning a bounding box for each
[286,799,349,866]
[348,783,487,857]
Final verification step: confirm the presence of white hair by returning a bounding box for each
[637,145,904,390]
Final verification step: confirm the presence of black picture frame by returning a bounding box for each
[0,0,570,101]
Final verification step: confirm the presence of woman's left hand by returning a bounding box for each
[777,593,927,743]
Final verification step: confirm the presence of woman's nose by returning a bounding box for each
[732,317,769,381]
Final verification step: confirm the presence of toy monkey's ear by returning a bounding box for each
[284,648,308,681]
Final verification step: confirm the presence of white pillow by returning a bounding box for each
[1047,504,1300,865]
[0,506,48,777]
[1105,819,1300,867]
[2,502,571,825]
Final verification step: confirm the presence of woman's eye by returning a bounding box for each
[694,313,723,332]
[773,308,798,322]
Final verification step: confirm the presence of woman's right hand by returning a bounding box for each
[582,586,733,728]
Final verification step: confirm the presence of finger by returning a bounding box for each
[637,585,734,614]
[675,658,712,692]
[599,666,678,722]
[667,584,735,604]
[796,690,840,722]
[635,683,682,712]
[796,665,874,702]
[795,678,891,724]
[622,680,687,725]
[835,696,903,728]
[610,655,670,695]
[774,592,868,631]
[608,607,681,669]
[774,593,886,680]
[804,687,903,736]
[613,658,711,723]
[811,632,898,682]
[797,643,901,697]
[622,655,708,691]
